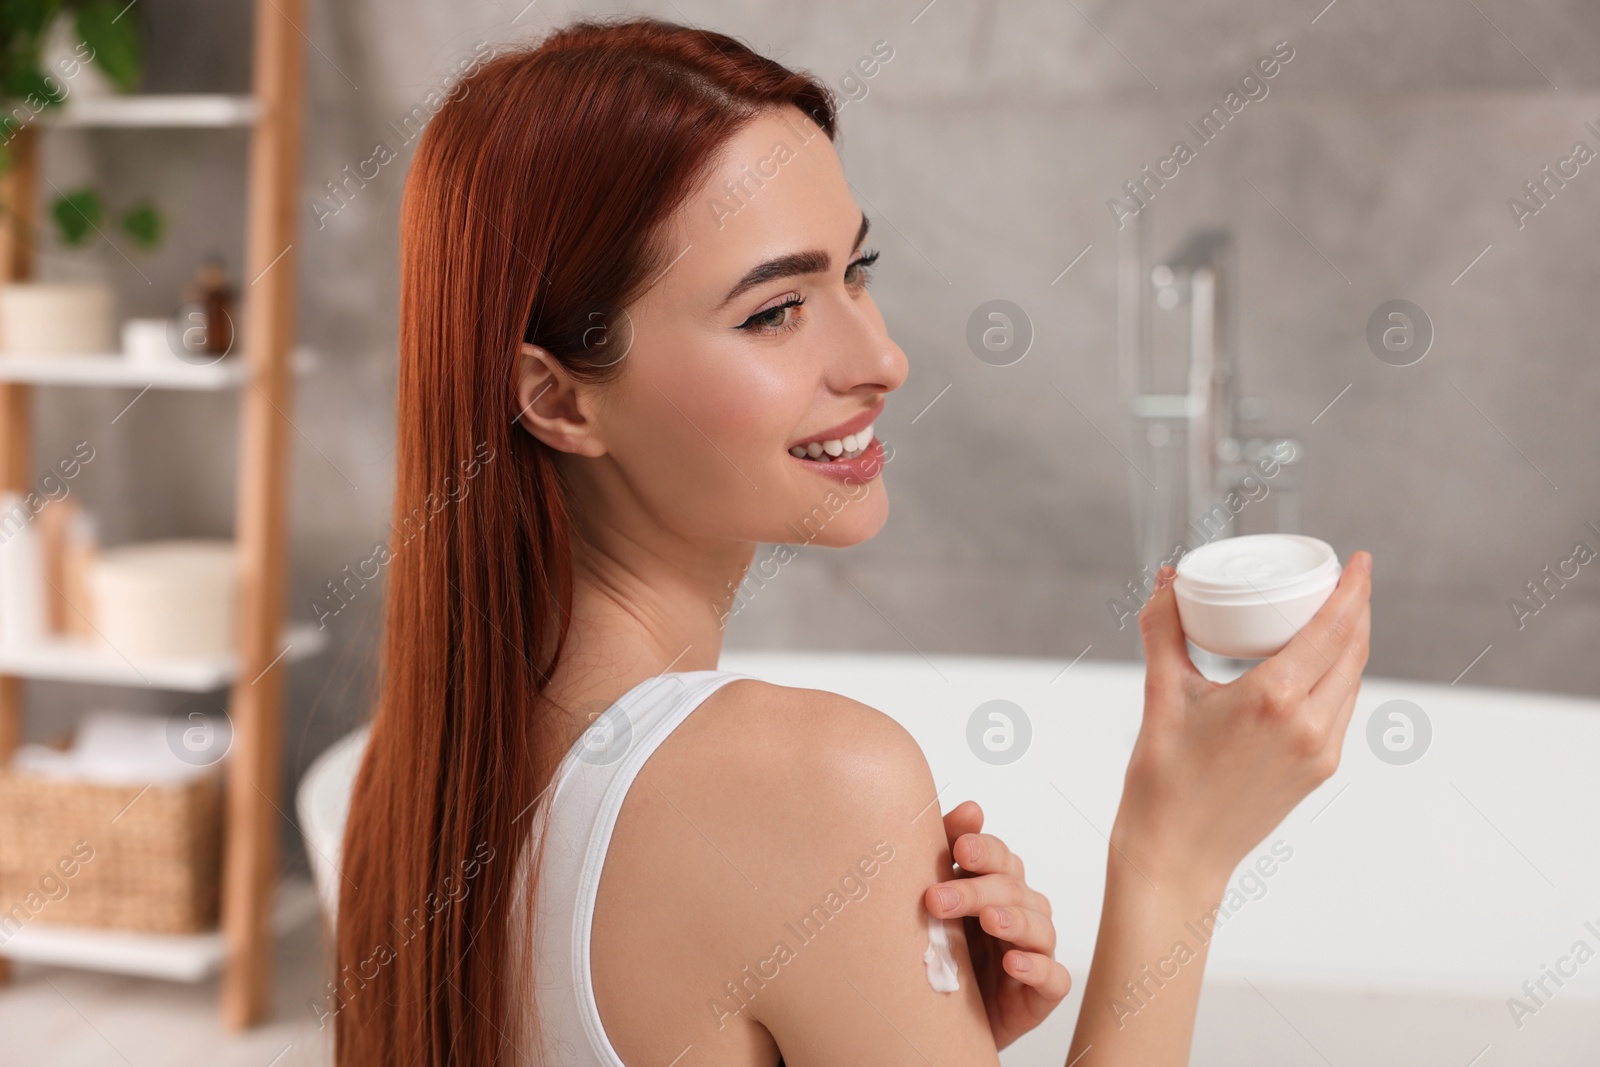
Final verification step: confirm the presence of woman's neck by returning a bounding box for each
[538,510,755,750]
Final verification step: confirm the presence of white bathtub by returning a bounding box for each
[718,650,1600,1067]
[300,650,1598,1064]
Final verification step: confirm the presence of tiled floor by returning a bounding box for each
[0,915,332,1067]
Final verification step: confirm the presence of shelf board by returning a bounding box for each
[0,346,317,390]
[0,621,328,691]
[38,94,258,129]
[0,876,319,982]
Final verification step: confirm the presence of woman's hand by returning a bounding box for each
[1114,552,1374,894]
[922,800,1070,1050]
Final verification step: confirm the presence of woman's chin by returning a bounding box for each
[828,521,885,548]
[774,489,888,548]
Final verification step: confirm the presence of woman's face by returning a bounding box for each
[535,105,908,551]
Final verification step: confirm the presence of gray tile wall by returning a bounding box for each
[24,2,1599,849]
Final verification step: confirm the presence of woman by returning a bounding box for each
[338,15,1373,1066]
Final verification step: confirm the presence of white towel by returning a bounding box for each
[10,708,221,785]
[0,490,46,647]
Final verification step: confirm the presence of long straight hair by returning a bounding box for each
[335,17,836,1067]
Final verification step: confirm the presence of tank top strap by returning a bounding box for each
[510,667,754,1066]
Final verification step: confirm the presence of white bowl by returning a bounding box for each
[88,539,237,658]
[122,317,177,365]
[0,282,115,354]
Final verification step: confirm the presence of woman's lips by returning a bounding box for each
[784,398,888,482]
[788,419,877,462]
[786,398,885,453]
[787,436,887,483]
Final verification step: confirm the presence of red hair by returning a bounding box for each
[335,16,836,1066]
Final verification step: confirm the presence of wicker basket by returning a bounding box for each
[0,769,223,934]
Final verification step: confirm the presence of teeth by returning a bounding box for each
[789,423,876,463]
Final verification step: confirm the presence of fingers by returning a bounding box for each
[942,800,983,851]
[1307,599,1370,717]
[977,903,1057,955]
[1259,551,1372,704]
[1139,567,1202,695]
[1308,600,1370,771]
[951,830,1022,879]
[1001,950,1072,1006]
[925,871,1045,922]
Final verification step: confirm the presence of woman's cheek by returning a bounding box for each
[688,360,803,459]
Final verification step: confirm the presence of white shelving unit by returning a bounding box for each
[0,346,317,390]
[0,622,327,691]
[0,1,312,1029]
[39,93,258,129]
[0,876,318,982]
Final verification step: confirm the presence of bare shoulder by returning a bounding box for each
[591,677,997,1065]
[676,678,936,809]
[638,677,943,908]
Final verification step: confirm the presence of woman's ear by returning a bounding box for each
[514,343,607,457]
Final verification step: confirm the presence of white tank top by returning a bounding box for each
[506,669,752,1065]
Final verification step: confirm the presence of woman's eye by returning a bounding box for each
[738,296,803,333]
[845,248,880,287]
[735,251,879,334]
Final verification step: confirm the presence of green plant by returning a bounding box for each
[1,0,143,96]
[50,184,163,250]
[0,0,145,168]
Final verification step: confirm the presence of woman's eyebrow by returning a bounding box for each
[715,213,871,311]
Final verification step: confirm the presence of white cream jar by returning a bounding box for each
[1172,534,1341,659]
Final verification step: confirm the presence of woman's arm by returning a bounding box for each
[741,690,1005,1065]
[1068,851,1226,1062]
[1068,554,1372,1064]
[595,675,1009,1065]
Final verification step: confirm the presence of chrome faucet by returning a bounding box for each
[1116,213,1304,592]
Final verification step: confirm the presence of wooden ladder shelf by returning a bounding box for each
[0,0,312,1029]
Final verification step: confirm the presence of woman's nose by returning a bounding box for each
[832,300,907,395]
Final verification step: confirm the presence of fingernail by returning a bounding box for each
[994,907,1013,929]
[1357,551,1372,574]
[961,837,982,865]
[1008,953,1032,973]
[935,887,958,913]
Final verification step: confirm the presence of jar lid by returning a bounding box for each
[1174,534,1341,605]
